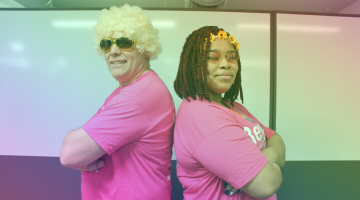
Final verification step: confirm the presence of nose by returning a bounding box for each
[109,42,122,57]
[219,56,230,69]
[220,65,231,69]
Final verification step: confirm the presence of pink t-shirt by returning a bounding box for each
[81,71,175,200]
[174,97,276,200]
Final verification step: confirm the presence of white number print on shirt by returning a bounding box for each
[243,124,266,150]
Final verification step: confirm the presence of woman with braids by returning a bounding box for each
[173,26,286,200]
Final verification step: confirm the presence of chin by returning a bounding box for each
[208,81,233,94]
[220,85,233,92]
[214,87,232,94]
[110,72,124,79]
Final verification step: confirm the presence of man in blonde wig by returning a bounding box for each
[60,4,174,200]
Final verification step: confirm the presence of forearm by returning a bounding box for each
[61,129,93,169]
[60,128,105,169]
[241,161,283,198]
[263,132,286,168]
[76,158,105,172]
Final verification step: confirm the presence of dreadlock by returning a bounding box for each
[174,26,244,106]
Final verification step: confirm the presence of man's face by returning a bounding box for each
[103,37,149,85]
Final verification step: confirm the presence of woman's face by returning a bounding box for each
[206,38,238,96]
[104,37,148,85]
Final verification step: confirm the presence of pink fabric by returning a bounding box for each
[174,97,276,200]
[81,71,175,200]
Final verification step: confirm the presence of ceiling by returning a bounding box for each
[1,0,358,14]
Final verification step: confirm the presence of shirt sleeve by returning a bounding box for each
[236,103,276,139]
[249,114,275,139]
[190,104,268,189]
[82,94,150,155]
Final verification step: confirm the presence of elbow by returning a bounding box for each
[250,175,283,199]
[278,158,286,168]
[242,162,283,199]
[280,160,285,168]
[280,149,286,168]
[60,156,70,168]
[260,164,283,198]
[260,175,283,199]
[60,150,70,168]
[60,149,77,169]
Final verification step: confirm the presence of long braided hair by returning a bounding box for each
[174,26,244,106]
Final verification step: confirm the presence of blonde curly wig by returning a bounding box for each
[94,4,162,60]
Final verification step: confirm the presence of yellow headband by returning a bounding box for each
[205,30,240,50]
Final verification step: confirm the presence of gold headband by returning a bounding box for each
[205,30,240,50]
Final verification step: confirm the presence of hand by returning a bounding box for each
[223,182,241,197]
[77,158,105,172]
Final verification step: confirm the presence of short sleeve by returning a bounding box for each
[189,104,268,189]
[83,94,150,155]
[247,113,275,139]
[234,103,276,139]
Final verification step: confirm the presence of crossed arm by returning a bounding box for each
[60,128,106,171]
[223,132,285,198]
[239,132,286,198]
[262,132,286,168]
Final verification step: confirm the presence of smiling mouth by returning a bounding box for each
[215,74,233,80]
[111,60,127,64]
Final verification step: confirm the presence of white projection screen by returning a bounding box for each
[0,10,271,159]
[276,14,360,161]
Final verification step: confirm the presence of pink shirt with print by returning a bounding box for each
[174,97,276,200]
[82,71,175,200]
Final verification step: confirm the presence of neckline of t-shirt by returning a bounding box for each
[209,100,256,124]
[104,70,154,106]
[118,70,155,89]
[188,97,257,124]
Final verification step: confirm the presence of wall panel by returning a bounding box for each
[276,14,360,160]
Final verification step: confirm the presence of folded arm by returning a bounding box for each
[60,128,106,169]
[262,132,286,168]
[240,161,282,199]
[194,129,283,199]
[239,132,285,198]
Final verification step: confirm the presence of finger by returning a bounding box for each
[97,159,105,169]
[76,165,89,171]
[77,159,104,172]
[224,185,233,195]
[86,161,99,172]
[229,188,235,197]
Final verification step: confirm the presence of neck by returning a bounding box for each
[209,91,222,104]
[119,66,151,87]
[209,90,231,108]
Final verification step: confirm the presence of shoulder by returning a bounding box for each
[232,101,247,110]
[135,71,165,88]
[177,98,216,116]
[105,94,145,115]
[123,71,156,93]
[176,98,238,131]
[117,71,171,103]
[129,71,170,97]
[232,101,253,115]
